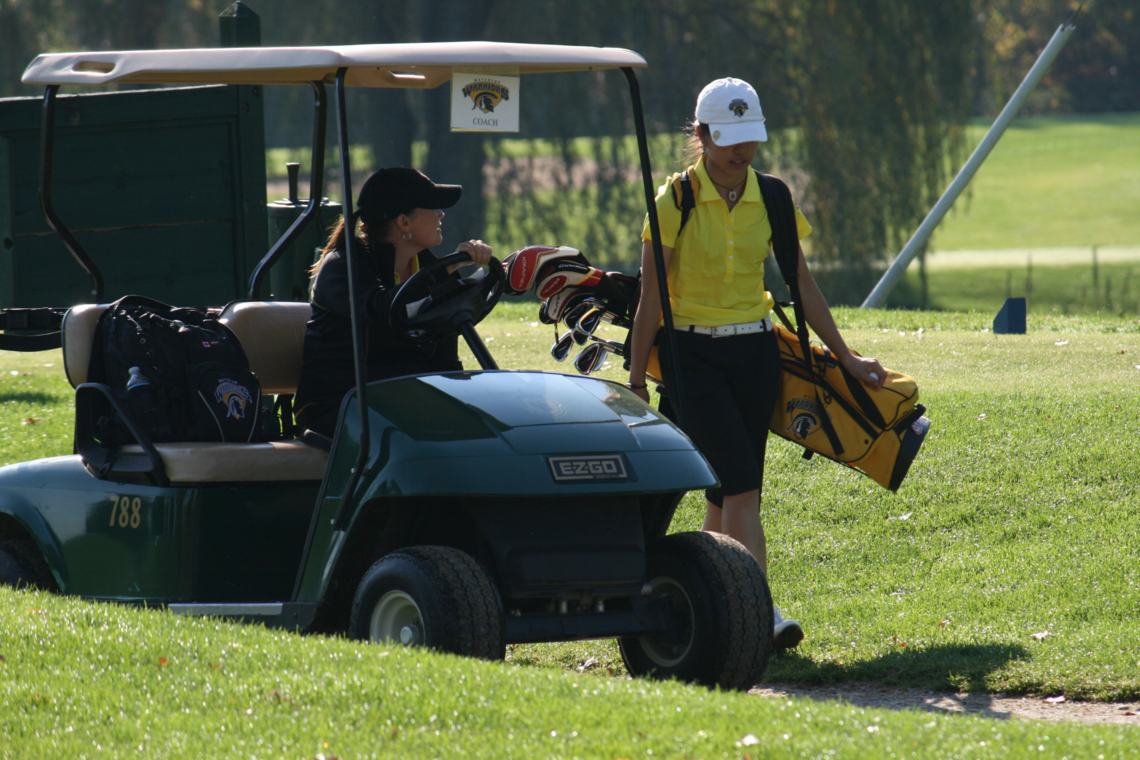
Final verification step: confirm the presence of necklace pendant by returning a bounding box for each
[728,189,738,202]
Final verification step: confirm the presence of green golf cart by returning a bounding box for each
[0,42,773,690]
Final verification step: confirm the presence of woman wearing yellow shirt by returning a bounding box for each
[627,78,885,651]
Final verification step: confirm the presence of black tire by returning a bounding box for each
[0,539,57,591]
[349,546,505,660]
[619,531,773,691]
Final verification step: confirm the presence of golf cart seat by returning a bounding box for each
[62,301,328,484]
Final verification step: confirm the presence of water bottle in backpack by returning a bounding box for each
[126,367,170,441]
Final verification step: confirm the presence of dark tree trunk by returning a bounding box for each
[418,0,500,255]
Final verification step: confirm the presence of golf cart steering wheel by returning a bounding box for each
[389,251,504,342]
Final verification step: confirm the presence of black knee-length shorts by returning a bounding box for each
[659,327,782,508]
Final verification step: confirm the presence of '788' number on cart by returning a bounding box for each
[109,496,142,529]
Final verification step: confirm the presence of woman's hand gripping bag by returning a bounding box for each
[769,324,930,491]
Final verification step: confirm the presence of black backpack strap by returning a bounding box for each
[672,170,696,239]
[757,171,845,457]
[756,171,800,288]
[679,170,695,235]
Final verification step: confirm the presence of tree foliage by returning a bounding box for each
[0,0,1133,304]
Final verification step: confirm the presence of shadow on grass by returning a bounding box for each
[0,391,59,405]
[765,643,1030,694]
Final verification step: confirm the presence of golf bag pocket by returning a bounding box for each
[187,363,262,443]
[770,324,929,491]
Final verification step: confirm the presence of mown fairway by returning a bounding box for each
[2,305,1139,758]
[894,113,1140,315]
[931,114,1140,253]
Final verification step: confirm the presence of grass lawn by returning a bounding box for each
[3,304,1140,757]
[899,258,1140,316]
[888,113,1140,315]
[3,587,1139,760]
[930,114,1140,253]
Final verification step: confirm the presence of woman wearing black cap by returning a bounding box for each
[294,167,492,440]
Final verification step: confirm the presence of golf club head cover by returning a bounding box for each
[535,259,605,299]
[501,245,588,295]
[539,287,593,325]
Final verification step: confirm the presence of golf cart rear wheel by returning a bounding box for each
[0,539,57,591]
[349,546,505,660]
[619,531,773,691]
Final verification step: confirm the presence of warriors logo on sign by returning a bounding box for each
[463,81,509,113]
[451,71,520,132]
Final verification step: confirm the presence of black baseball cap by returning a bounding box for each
[356,167,462,226]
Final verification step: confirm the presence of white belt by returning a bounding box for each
[681,316,773,337]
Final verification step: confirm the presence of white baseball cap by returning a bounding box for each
[695,77,768,146]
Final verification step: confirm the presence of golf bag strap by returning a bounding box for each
[772,302,795,332]
[758,172,845,458]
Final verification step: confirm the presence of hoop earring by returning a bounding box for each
[402,232,411,242]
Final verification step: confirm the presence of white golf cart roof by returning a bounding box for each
[22,41,646,89]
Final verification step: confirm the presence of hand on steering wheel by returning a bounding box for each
[454,240,493,268]
[388,250,504,342]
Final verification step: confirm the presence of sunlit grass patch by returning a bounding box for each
[2,307,1140,758]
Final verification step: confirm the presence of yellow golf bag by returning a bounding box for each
[770,322,929,491]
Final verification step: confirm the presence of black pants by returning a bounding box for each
[659,328,782,508]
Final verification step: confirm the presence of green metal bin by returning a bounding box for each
[267,163,342,301]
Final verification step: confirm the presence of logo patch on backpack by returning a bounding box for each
[214,378,254,420]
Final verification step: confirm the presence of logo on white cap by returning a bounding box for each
[695,77,767,146]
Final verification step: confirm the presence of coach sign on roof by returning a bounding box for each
[451,70,519,132]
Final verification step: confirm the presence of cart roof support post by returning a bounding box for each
[331,67,370,529]
[38,85,104,303]
[248,80,327,299]
[623,67,686,431]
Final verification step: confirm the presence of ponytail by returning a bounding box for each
[682,120,711,167]
[308,215,348,278]
[308,212,398,279]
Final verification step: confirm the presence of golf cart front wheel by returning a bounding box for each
[0,539,57,591]
[619,531,773,691]
[349,546,506,660]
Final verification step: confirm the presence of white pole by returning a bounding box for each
[861,22,1077,309]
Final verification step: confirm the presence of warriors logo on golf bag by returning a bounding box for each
[785,399,827,440]
[214,378,254,420]
[462,80,510,113]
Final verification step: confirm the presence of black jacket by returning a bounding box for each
[294,241,461,421]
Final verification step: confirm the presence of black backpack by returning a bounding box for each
[87,295,266,444]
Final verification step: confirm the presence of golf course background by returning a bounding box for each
[897,113,1140,315]
[2,113,1139,757]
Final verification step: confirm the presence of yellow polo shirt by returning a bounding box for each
[641,157,811,327]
